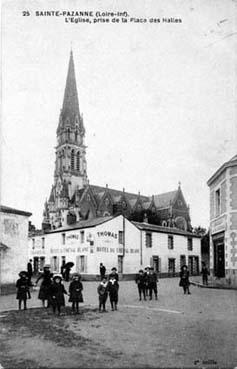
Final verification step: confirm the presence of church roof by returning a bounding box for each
[90,185,148,202]
[48,187,55,202]
[153,190,177,208]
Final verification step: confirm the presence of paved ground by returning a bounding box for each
[0,277,236,368]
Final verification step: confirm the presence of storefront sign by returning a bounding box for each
[97,231,118,239]
[66,234,79,240]
[211,215,227,235]
[50,247,76,253]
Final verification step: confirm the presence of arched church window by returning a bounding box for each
[71,150,75,170]
[76,152,80,171]
[67,128,70,140]
[75,129,78,142]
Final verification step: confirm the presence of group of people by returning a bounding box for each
[16,260,210,313]
[135,266,158,301]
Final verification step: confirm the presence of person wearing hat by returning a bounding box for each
[179,265,191,294]
[135,269,147,301]
[16,271,30,310]
[147,267,158,300]
[50,274,68,315]
[99,263,106,281]
[107,274,119,311]
[108,267,119,282]
[68,273,83,314]
[97,275,109,312]
[144,266,150,297]
[35,265,53,308]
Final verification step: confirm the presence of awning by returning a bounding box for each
[0,242,9,251]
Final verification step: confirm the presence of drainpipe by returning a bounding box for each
[122,214,125,274]
[140,230,142,266]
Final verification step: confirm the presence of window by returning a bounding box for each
[118,231,124,245]
[39,257,45,271]
[79,255,86,272]
[215,189,221,216]
[62,233,66,245]
[32,238,35,249]
[168,258,176,274]
[76,152,80,171]
[168,235,174,249]
[80,231,85,243]
[118,255,123,273]
[145,232,152,248]
[41,237,45,249]
[187,237,193,251]
[71,150,75,170]
[67,128,70,140]
[52,256,58,272]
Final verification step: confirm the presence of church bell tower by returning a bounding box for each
[43,51,88,229]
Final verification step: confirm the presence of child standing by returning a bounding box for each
[69,273,83,314]
[107,274,119,311]
[97,276,108,312]
[135,269,147,301]
[16,271,30,310]
[50,274,68,315]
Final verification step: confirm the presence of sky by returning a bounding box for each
[1,0,237,229]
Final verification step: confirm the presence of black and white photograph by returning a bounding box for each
[0,0,237,368]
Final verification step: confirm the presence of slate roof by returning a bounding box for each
[207,153,237,186]
[0,205,32,217]
[153,190,177,209]
[46,215,115,233]
[132,221,200,238]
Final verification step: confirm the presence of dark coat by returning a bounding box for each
[108,272,119,282]
[36,271,53,300]
[27,262,33,277]
[201,266,209,277]
[100,265,106,276]
[16,277,29,300]
[147,272,158,287]
[107,279,119,301]
[179,269,190,287]
[50,282,67,306]
[69,280,83,303]
[97,282,108,303]
[135,274,147,288]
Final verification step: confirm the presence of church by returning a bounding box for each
[42,51,192,233]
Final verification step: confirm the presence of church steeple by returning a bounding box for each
[57,50,85,136]
[62,50,80,125]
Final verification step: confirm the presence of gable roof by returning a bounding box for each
[153,190,177,209]
[46,215,115,233]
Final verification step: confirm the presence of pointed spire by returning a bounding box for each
[61,50,80,127]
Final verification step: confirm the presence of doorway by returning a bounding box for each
[214,240,225,278]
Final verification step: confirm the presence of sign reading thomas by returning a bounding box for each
[97,231,118,239]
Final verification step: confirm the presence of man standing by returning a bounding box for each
[27,259,33,286]
[99,263,106,280]
[148,267,158,300]
[201,262,209,286]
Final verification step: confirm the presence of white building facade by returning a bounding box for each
[0,205,32,294]
[29,215,201,279]
[207,154,237,286]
